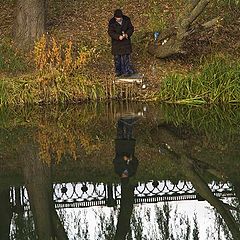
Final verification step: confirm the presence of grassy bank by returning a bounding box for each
[0,36,143,106]
[158,56,240,105]
[0,40,240,106]
[0,75,106,106]
[0,73,145,106]
[2,55,240,106]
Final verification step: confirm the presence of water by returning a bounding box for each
[0,102,240,240]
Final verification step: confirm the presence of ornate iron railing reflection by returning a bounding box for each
[10,180,235,210]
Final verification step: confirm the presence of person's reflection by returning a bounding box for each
[0,186,12,239]
[113,115,139,240]
[113,116,139,179]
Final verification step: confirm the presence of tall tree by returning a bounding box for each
[14,0,46,51]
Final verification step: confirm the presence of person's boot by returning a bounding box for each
[115,73,122,77]
[123,72,132,77]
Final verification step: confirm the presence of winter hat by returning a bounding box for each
[114,9,123,18]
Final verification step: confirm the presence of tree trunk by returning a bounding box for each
[148,0,210,58]
[0,187,12,239]
[14,0,46,51]
[23,144,54,239]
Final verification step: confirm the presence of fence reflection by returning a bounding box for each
[10,180,235,211]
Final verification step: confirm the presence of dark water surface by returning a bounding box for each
[0,102,240,240]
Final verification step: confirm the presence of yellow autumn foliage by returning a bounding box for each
[36,123,102,164]
[34,34,94,74]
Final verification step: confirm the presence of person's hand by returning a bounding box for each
[119,35,124,40]
[122,32,128,39]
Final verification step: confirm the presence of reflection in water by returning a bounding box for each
[21,140,68,239]
[113,114,139,239]
[158,123,240,239]
[113,115,139,179]
[114,182,134,240]
[11,181,235,214]
[0,102,239,239]
[0,186,12,239]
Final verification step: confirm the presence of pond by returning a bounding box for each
[0,102,240,240]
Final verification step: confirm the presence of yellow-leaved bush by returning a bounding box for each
[34,34,95,74]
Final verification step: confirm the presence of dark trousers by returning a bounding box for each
[114,54,134,75]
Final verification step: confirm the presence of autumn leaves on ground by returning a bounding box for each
[0,0,240,105]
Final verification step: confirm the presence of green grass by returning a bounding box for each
[1,54,240,107]
[0,71,141,107]
[158,55,240,105]
[0,75,108,107]
[0,40,28,74]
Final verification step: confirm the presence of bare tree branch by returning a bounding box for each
[202,17,222,28]
[148,0,213,58]
[182,0,210,30]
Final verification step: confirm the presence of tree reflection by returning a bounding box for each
[11,208,36,239]
[21,138,68,239]
[157,123,240,240]
[129,202,201,239]
[0,186,12,239]
[114,181,134,240]
[2,103,240,239]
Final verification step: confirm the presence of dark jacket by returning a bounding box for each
[115,138,136,156]
[113,156,139,177]
[108,15,134,55]
[113,138,138,177]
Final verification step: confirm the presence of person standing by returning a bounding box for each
[108,9,135,77]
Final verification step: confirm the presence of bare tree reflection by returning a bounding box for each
[157,123,240,239]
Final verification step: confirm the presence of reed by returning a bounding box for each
[0,75,110,107]
[0,73,144,107]
[0,35,113,107]
[158,56,240,105]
